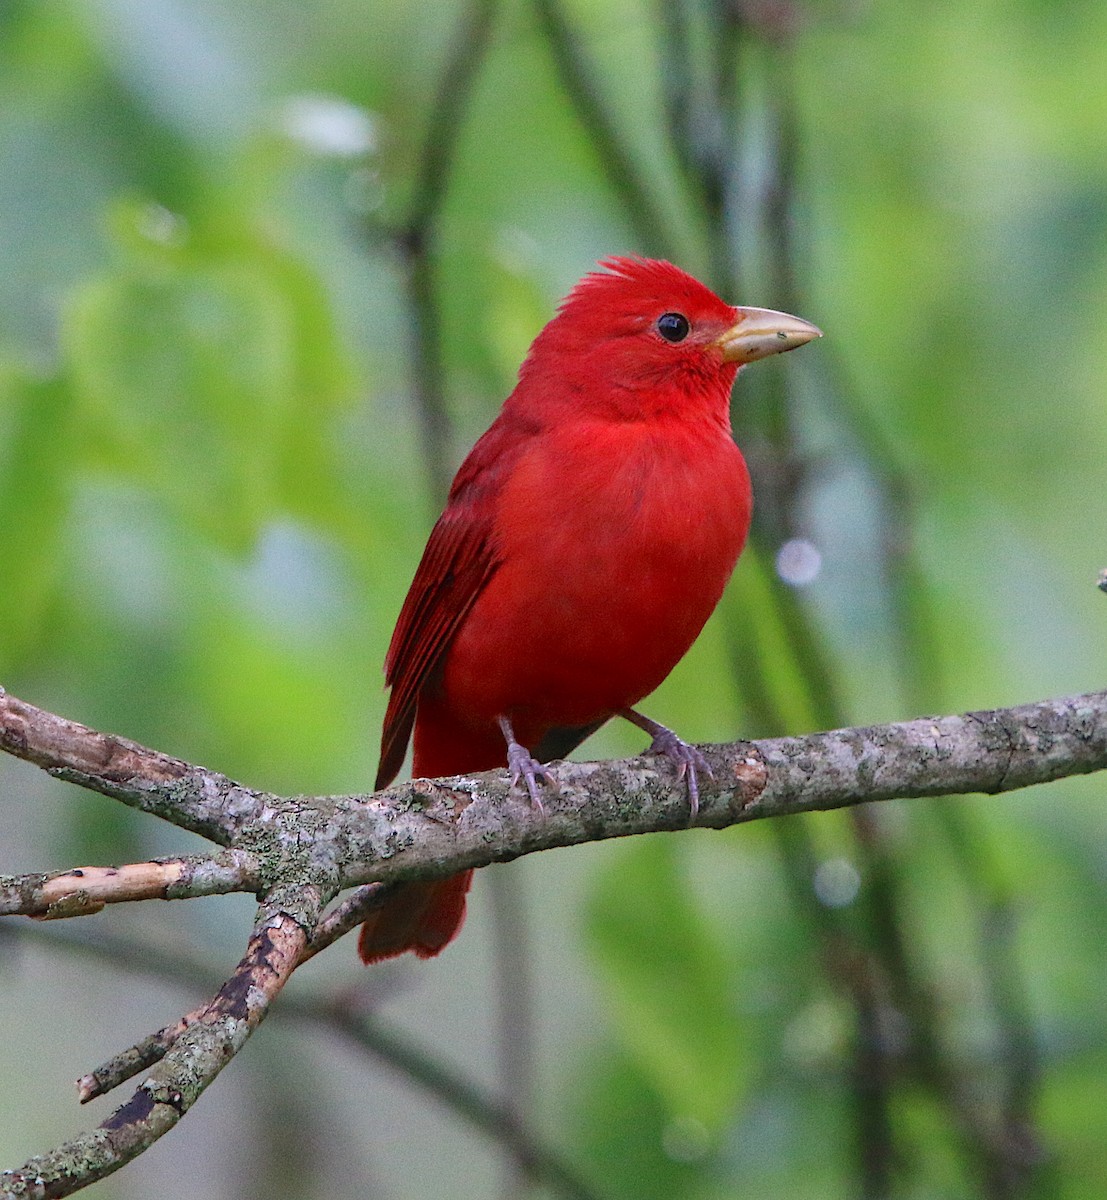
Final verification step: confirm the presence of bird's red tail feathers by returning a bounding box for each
[357,870,473,964]
[359,705,502,963]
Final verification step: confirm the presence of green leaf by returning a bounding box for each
[585,837,751,1133]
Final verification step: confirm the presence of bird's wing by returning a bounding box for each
[375,425,516,790]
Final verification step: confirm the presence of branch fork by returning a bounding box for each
[3,685,1107,1196]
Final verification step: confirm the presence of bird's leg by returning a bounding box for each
[618,707,712,824]
[497,715,556,812]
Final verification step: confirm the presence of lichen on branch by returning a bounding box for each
[2,684,1107,1197]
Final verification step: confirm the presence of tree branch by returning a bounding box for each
[7,922,601,1200]
[2,684,1106,1195]
[3,688,1106,901]
[1,900,311,1199]
[64,886,396,1105]
[0,852,262,919]
[0,687,267,844]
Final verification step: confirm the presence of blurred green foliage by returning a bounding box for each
[2,1,1107,1199]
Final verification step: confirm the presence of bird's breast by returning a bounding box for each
[440,415,752,735]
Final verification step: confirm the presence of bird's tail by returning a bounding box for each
[359,704,506,963]
[357,870,473,963]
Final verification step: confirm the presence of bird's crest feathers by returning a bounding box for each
[555,256,736,329]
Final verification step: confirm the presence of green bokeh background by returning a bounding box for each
[2,2,1106,1197]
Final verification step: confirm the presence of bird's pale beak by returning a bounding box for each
[712,307,823,365]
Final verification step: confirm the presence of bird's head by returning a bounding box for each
[515,256,821,423]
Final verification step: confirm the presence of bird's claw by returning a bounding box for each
[645,727,713,824]
[505,739,557,813]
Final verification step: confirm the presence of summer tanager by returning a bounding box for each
[358,256,820,963]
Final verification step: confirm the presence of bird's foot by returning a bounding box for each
[506,741,557,811]
[647,727,712,822]
[619,709,712,824]
[498,716,557,812]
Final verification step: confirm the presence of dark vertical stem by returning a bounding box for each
[843,359,1044,1191]
[935,801,1048,1196]
[751,21,1046,1195]
[710,1,746,289]
[656,0,740,284]
[768,816,896,1199]
[813,313,1046,1197]
[488,865,538,1200]
[726,11,906,1193]
[800,256,948,715]
[656,0,699,187]
[808,324,1046,1190]
[534,0,674,258]
[398,234,453,506]
[853,990,896,1200]
[393,0,500,505]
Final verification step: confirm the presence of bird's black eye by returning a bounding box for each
[656,312,690,343]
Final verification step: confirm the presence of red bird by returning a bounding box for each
[358,257,820,963]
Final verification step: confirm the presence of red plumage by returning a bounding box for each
[358,257,819,964]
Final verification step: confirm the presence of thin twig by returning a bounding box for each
[302,883,393,960]
[77,1011,202,1104]
[0,851,262,919]
[72,886,398,1101]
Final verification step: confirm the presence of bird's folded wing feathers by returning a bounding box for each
[374,428,519,790]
